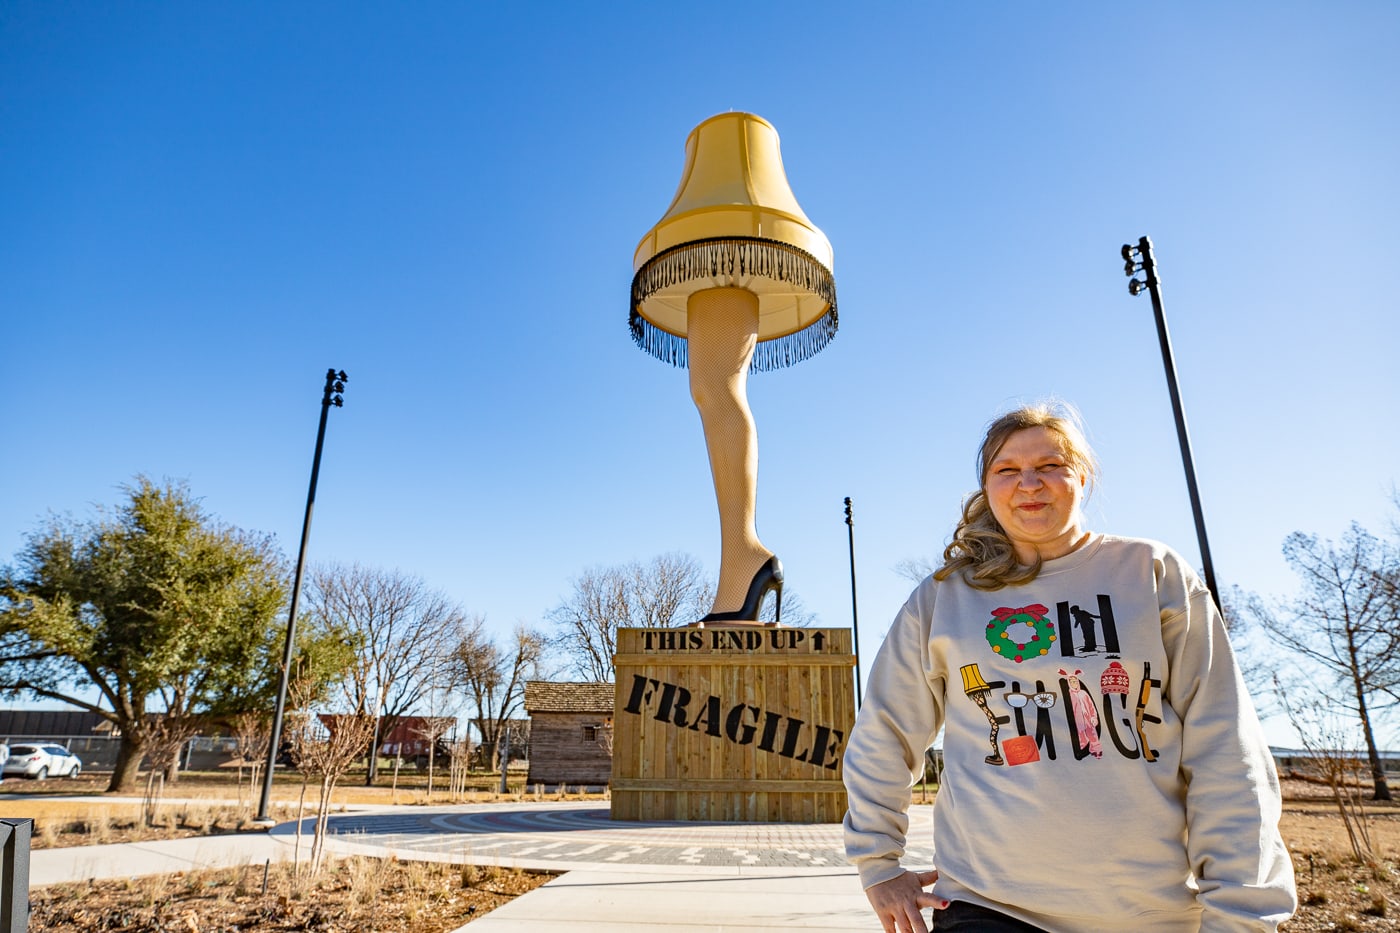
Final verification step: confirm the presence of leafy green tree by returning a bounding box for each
[1244,522,1400,800]
[0,477,347,792]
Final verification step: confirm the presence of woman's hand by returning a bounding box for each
[864,869,947,933]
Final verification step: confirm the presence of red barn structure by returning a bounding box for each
[318,714,456,764]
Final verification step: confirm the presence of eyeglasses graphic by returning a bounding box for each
[1003,691,1057,709]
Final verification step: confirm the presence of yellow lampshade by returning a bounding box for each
[630,112,838,372]
[960,664,992,696]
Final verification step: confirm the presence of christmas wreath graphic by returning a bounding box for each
[985,604,1055,663]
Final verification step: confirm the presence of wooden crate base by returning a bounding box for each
[610,627,856,823]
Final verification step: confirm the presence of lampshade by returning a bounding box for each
[630,112,838,372]
[960,664,993,696]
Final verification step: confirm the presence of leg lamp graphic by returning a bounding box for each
[961,663,1005,766]
[631,113,839,626]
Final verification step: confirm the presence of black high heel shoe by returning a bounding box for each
[695,556,783,627]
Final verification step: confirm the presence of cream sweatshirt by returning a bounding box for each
[843,534,1296,932]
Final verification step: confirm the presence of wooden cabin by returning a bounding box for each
[523,681,613,787]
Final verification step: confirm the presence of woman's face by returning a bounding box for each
[984,426,1087,564]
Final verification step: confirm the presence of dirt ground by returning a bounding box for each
[6,773,1400,930]
[1272,778,1400,931]
[27,858,554,932]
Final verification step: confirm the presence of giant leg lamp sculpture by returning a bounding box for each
[631,112,838,626]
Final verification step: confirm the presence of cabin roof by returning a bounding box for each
[524,681,614,713]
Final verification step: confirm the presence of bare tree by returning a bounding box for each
[447,734,473,800]
[754,586,816,627]
[306,563,464,783]
[1275,679,1379,872]
[284,668,377,875]
[629,553,711,628]
[893,557,937,585]
[449,616,545,771]
[230,711,271,810]
[451,614,501,763]
[546,554,708,680]
[545,553,817,679]
[1243,522,1400,800]
[412,713,456,799]
[141,713,202,824]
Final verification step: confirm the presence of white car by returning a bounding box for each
[2,743,83,780]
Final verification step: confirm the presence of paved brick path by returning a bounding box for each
[280,800,937,872]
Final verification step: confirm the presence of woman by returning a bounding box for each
[842,404,1295,933]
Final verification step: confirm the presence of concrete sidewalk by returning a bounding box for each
[29,832,296,887]
[24,801,927,930]
[464,869,883,931]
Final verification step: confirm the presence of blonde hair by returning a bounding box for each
[934,403,1100,590]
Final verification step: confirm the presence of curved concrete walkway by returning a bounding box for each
[27,800,939,931]
[288,801,936,874]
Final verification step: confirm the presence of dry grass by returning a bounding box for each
[0,770,605,849]
[28,856,554,932]
[0,797,304,849]
[0,769,598,805]
[1278,778,1400,931]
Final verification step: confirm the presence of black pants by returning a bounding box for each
[933,901,1048,932]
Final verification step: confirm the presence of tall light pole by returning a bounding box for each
[255,368,347,825]
[844,497,863,710]
[1122,237,1220,603]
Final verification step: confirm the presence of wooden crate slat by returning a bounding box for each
[611,627,856,823]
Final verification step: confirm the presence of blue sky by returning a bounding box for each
[3,3,1397,746]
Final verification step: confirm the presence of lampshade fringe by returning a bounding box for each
[629,236,839,373]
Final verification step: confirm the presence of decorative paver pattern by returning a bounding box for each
[277,801,937,871]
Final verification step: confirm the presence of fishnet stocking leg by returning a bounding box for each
[687,287,774,617]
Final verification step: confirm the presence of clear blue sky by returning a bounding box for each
[3,3,1397,746]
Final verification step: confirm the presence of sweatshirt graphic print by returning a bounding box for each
[964,597,1155,767]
